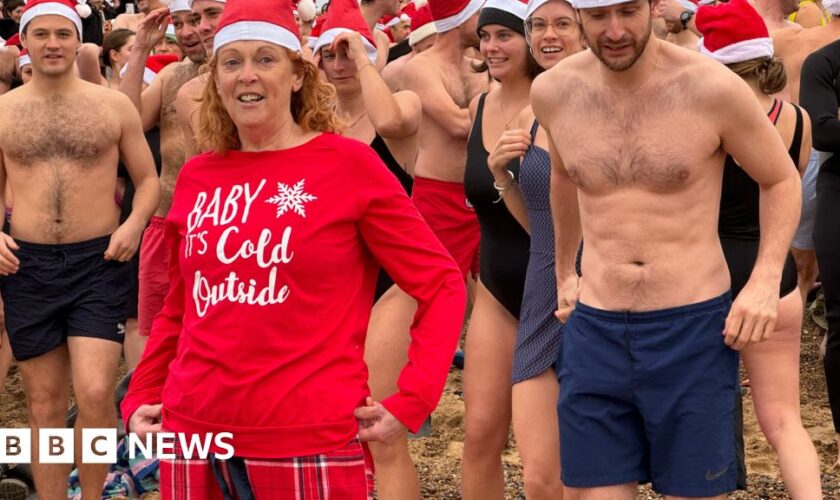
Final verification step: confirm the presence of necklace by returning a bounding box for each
[345,110,368,128]
[499,98,527,130]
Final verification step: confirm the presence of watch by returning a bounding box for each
[680,10,695,30]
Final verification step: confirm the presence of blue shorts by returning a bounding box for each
[558,292,738,497]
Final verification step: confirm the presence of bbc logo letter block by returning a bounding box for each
[0,428,117,464]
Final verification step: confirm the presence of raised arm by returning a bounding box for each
[334,32,422,139]
[175,78,202,161]
[403,58,472,139]
[714,69,801,349]
[120,8,170,131]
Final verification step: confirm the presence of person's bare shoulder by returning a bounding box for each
[531,49,590,107]
[178,72,209,99]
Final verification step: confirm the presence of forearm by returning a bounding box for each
[124,174,161,228]
[359,63,408,137]
[752,174,801,283]
[121,44,152,113]
[551,170,581,280]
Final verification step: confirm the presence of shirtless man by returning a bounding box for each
[401,0,487,285]
[112,0,164,31]
[0,0,159,497]
[174,0,226,160]
[531,0,801,496]
[382,2,436,91]
[360,0,401,69]
[119,2,204,368]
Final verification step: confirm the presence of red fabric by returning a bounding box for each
[695,0,768,52]
[318,0,376,48]
[138,216,169,336]
[411,176,480,281]
[410,4,434,31]
[122,133,466,458]
[5,33,20,47]
[160,438,374,500]
[147,53,180,74]
[214,0,300,43]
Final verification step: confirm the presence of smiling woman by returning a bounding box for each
[121,0,467,497]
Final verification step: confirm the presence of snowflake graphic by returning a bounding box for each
[265,179,318,218]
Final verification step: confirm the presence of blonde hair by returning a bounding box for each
[197,49,343,153]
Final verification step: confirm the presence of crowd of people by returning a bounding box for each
[0,0,837,495]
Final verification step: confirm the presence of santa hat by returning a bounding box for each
[307,13,325,48]
[823,0,840,15]
[19,0,91,39]
[188,0,225,8]
[428,0,485,33]
[380,13,402,29]
[5,33,20,47]
[696,0,773,65]
[409,3,436,46]
[170,0,192,12]
[213,0,301,53]
[120,53,180,84]
[17,49,31,69]
[478,0,527,34]
[312,0,377,62]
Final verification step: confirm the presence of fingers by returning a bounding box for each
[723,310,742,348]
[732,312,756,351]
[353,404,380,421]
[0,235,20,275]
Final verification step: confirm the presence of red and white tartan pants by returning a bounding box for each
[159,438,374,500]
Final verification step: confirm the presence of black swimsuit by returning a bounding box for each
[719,99,800,298]
[464,93,530,318]
[371,134,414,302]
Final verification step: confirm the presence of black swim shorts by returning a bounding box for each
[1,235,131,361]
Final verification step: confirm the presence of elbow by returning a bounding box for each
[375,116,415,139]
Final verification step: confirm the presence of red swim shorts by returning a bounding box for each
[137,216,169,336]
[411,176,480,281]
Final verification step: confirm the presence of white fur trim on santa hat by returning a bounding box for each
[307,35,318,48]
[384,16,401,27]
[822,0,840,16]
[698,36,773,64]
[375,22,386,30]
[525,0,549,18]
[571,0,638,8]
[170,0,191,12]
[18,54,31,68]
[408,20,436,44]
[400,12,411,21]
[435,0,485,32]
[483,0,527,17]
[20,2,83,38]
[213,20,302,53]
[677,0,697,12]
[118,63,156,84]
[313,27,377,62]
[188,0,225,8]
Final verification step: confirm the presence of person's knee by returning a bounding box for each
[756,406,802,449]
[463,419,509,457]
[522,466,562,498]
[74,382,115,417]
[27,393,67,426]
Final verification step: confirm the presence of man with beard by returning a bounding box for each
[174,0,226,160]
[0,0,159,496]
[531,0,801,496]
[112,0,163,31]
[400,0,486,288]
[119,1,205,368]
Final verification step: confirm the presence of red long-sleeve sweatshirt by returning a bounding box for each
[121,133,466,458]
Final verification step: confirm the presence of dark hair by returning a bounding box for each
[101,28,135,68]
[5,0,25,17]
[726,56,786,95]
[472,46,544,81]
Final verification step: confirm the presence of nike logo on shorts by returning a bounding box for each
[705,467,728,481]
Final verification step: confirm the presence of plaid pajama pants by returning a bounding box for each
[159,438,374,500]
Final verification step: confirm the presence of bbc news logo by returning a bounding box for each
[0,429,235,463]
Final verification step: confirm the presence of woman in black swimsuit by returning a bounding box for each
[460,1,538,497]
[317,21,423,500]
[698,6,821,496]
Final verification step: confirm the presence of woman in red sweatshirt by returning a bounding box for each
[119,0,466,496]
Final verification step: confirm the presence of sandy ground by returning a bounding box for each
[1,315,838,499]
